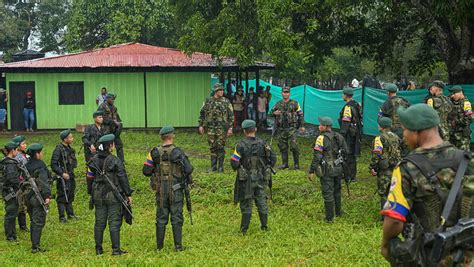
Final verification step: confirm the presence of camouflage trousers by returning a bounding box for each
[450,130,471,151]
[376,169,392,198]
[207,127,227,158]
[277,127,299,153]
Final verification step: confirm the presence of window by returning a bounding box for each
[58,82,84,105]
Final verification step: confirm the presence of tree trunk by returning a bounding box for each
[447,20,474,84]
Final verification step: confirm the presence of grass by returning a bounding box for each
[0,130,388,266]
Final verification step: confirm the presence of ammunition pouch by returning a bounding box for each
[4,188,16,201]
[389,235,425,266]
[150,174,159,191]
[315,163,324,178]
[238,167,249,181]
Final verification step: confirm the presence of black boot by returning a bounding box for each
[66,203,79,220]
[278,152,289,170]
[324,201,334,223]
[240,213,252,235]
[156,224,166,251]
[208,156,217,172]
[5,220,16,241]
[217,155,224,173]
[31,228,44,252]
[172,225,185,251]
[94,228,104,255]
[335,194,342,217]
[292,151,300,170]
[111,231,127,255]
[18,212,29,232]
[58,203,67,223]
[259,213,268,231]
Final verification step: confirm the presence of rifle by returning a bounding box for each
[335,149,350,197]
[18,165,48,213]
[431,218,474,265]
[177,158,193,225]
[260,158,276,200]
[58,146,70,203]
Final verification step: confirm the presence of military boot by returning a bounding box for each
[240,213,252,235]
[111,231,127,255]
[292,151,300,170]
[94,228,104,255]
[58,203,67,223]
[208,156,217,172]
[5,220,16,241]
[259,213,268,231]
[31,228,44,252]
[278,152,289,170]
[156,224,166,251]
[172,225,185,251]
[18,212,29,232]
[324,201,334,223]
[217,155,225,173]
[335,195,342,217]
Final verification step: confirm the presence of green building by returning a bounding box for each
[0,43,273,130]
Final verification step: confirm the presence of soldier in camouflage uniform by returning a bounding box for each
[368,117,401,212]
[143,126,194,251]
[199,83,234,173]
[338,87,362,182]
[98,93,124,163]
[25,143,51,253]
[448,85,473,151]
[12,135,29,231]
[82,111,105,194]
[231,120,277,234]
[381,104,474,265]
[424,80,453,141]
[271,86,304,170]
[309,117,347,223]
[1,141,20,241]
[51,130,78,223]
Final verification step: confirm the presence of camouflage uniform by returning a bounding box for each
[369,129,401,209]
[1,156,21,241]
[338,99,362,182]
[199,95,234,172]
[424,94,453,141]
[449,97,473,151]
[309,130,347,222]
[98,102,124,162]
[271,99,304,169]
[378,96,410,156]
[14,151,29,231]
[230,136,276,234]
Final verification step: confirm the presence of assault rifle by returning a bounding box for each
[431,218,474,265]
[18,165,48,213]
[176,158,193,225]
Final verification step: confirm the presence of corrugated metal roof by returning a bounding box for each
[0,43,274,70]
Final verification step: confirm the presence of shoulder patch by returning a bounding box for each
[314,135,325,151]
[342,106,352,122]
[373,136,383,154]
[464,100,472,115]
[427,98,433,107]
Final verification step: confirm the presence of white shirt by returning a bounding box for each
[351,79,359,88]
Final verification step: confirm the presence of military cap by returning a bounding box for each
[429,80,445,90]
[60,129,71,140]
[213,83,224,91]
[98,134,115,143]
[26,143,43,153]
[448,85,463,93]
[11,135,26,143]
[106,92,116,99]
[318,116,333,126]
[282,86,290,93]
[159,125,175,135]
[384,83,398,93]
[378,117,392,128]
[93,111,103,118]
[342,87,354,95]
[4,141,18,150]
[241,119,256,129]
[397,103,439,131]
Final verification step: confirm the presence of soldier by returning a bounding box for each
[271,86,304,170]
[1,141,21,241]
[198,83,234,173]
[308,117,347,223]
[142,126,194,251]
[231,120,277,234]
[12,135,29,231]
[51,129,78,223]
[25,143,51,253]
[82,111,105,194]
[381,104,474,265]
[338,87,362,182]
[98,92,124,163]
[87,134,133,255]
[448,85,473,151]
[368,117,401,212]
[424,80,453,141]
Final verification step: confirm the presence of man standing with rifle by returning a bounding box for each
[98,93,124,163]
[230,120,277,235]
[24,143,51,253]
[87,134,133,256]
[82,111,105,194]
[142,126,194,251]
[1,141,21,242]
[381,104,473,266]
[51,130,78,223]
[308,117,347,223]
[12,135,29,232]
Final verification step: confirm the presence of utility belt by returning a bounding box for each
[206,121,226,128]
[238,167,264,182]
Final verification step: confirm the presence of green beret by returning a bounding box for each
[397,103,439,131]
[98,134,115,143]
[93,111,103,118]
[448,85,463,93]
[378,117,392,128]
[26,143,43,153]
[318,116,333,126]
[213,83,224,91]
[342,87,354,95]
[107,92,116,99]
[282,87,290,93]
[159,125,175,135]
[11,135,26,143]
[430,80,445,89]
[60,129,71,140]
[241,119,256,129]
[4,141,18,150]
[384,83,398,93]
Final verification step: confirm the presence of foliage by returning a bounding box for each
[0,131,387,266]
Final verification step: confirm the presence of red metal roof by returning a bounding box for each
[0,43,274,70]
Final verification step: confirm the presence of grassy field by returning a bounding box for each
[0,130,388,266]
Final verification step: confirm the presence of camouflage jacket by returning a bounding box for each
[199,96,234,129]
[424,94,453,123]
[449,97,473,134]
[271,99,303,129]
[369,130,401,172]
[378,96,410,130]
[98,103,121,134]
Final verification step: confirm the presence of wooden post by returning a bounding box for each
[245,71,249,94]
[256,69,260,93]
